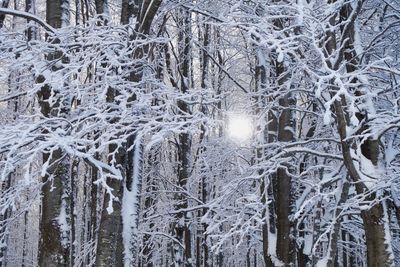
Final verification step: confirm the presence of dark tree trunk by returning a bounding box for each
[89,153,99,265]
[121,0,141,26]
[95,160,124,267]
[254,53,275,267]
[261,2,296,264]
[69,161,78,266]
[95,1,162,265]
[137,0,162,34]
[325,2,393,266]
[25,0,36,40]
[46,0,64,29]
[95,25,124,264]
[326,180,350,267]
[335,98,392,266]
[95,1,127,265]
[39,151,71,267]
[199,21,210,267]
[141,147,160,267]
[173,6,192,267]
[38,1,71,266]
[94,0,107,15]
[0,175,12,267]
[0,0,10,28]
[21,202,28,267]
[275,56,294,267]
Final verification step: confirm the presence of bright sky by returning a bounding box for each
[227,114,253,143]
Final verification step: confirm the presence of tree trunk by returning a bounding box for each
[38,1,71,266]
[0,175,12,267]
[264,3,295,264]
[95,18,124,263]
[89,153,99,265]
[254,51,275,267]
[124,134,144,266]
[326,180,350,267]
[25,0,36,40]
[173,6,192,267]
[95,2,128,265]
[199,20,210,267]
[94,0,108,16]
[142,145,161,267]
[121,0,141,26]
[275,56,294,267]
[325,2,393,266]
[0,0,10,28]
[137,0,162,34]
[95,161,125,267]
[95,1,162,265]
[39,152,71,267]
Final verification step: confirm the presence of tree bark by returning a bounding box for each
[121,0,141,26]
[95,1,162,265]
[0,175,12,267]
[275,52,294,267]
[334,98,392,267]
[199,21,210,267]
[326,180,350,267]
[38,1,71,266]
[39,152,71,267]
[325,2,393,266]
[95,2,127,265]
[94,0,109,23]
[173,6,192,267]
[95,22,124,264]
[95,162,124,267]
[254,51,275,267]
[137,0,162,34]
[25,0,36,40]
[0,0,10,28]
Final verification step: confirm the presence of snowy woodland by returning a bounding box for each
[0,0,399,266]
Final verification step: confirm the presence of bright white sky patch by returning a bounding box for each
[227,114,253,142]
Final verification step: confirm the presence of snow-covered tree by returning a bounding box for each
[0,0,399,266]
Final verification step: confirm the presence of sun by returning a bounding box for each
[227,114,253,142]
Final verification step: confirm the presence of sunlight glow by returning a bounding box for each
[227,114,253,142]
